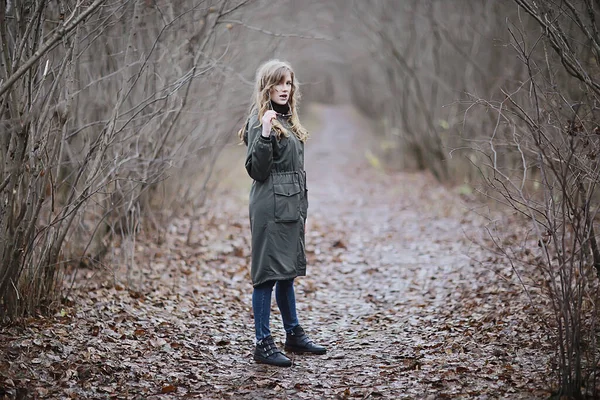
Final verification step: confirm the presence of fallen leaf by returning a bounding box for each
[161,384,177,394]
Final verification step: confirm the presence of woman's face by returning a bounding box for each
[269,70,292,105]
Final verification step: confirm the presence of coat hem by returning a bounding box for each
[252,271,306,288]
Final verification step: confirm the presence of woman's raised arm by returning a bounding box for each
[245,114,273,182]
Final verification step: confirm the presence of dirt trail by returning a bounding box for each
[0,105,550,399]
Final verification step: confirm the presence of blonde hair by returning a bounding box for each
[238,59,309,142]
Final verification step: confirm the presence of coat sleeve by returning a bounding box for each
[245,115,273,182]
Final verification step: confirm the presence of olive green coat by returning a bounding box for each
[243,110,308,287]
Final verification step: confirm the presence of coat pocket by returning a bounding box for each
[273,182,302,222]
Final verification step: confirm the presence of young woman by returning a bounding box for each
[239,59,326,367]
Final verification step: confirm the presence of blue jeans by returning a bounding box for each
[252,279,299,342]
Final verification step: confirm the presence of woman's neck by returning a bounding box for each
[271,101,290,115]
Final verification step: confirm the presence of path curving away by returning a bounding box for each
[0,105,551,399]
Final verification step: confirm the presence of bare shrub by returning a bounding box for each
[348,1,525,183]
[469,1,600,396]
[0,0,260,321]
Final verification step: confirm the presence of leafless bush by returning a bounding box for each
[469,1,600,397]
[0,0,261,321]
[348,1,526,182]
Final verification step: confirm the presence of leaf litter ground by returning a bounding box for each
[1,105,552,399]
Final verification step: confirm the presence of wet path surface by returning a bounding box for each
[0,105,550,399]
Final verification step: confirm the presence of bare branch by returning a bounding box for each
[220,19,332,40]
[0,0,107,98]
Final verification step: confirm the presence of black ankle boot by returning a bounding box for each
[254,336,292,367]
[285,325,326,355]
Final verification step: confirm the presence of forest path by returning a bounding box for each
[0,105,550,399]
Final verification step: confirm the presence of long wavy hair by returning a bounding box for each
[238,59,309,143]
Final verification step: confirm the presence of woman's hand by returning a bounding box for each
[261,110,277,137]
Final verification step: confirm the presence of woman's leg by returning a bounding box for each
[277,279,326,355]
[252,280,276,342]
[252,280,292,367]
[275,279,299,333]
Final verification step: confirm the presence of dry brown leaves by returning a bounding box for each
[0,170,552,399]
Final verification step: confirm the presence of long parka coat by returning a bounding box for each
[243,109,308,287]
